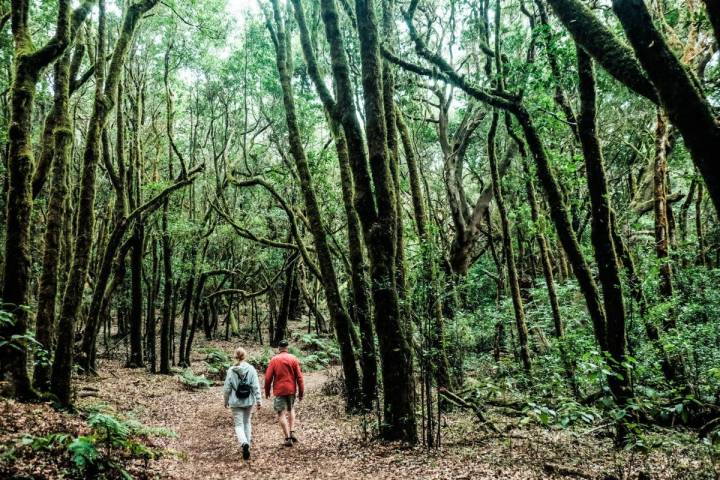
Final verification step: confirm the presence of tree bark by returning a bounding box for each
[127,226,144,368]
[696,183,706,267]
[354,0,417,441]
[488,113,531,371]
[288,0,377,409]
[33,43,76,391]
[274,255,296,347]
[544,0,658,103]
[52,0,160,405]
[576,48,632,406]
[267,0,363,409]
[1,0,92,400]
[610,213,681,383]
[319,0,416,441]
[653,110,675,329]
[397,110,453,389]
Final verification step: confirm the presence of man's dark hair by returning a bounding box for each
[278,340,289,348]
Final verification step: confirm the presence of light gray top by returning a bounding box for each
[223,361,262,408]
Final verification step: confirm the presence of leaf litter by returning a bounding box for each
[2,337,717,479]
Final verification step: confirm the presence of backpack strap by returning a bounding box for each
[233,368,249,384]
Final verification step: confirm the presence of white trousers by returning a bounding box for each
[231,407,253,445]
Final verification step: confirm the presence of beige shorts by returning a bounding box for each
[273,395,296,412]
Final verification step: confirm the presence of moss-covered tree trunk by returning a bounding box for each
[488,112,531,371]
[271,0,361,411]
[51,0,160,406]
[289,0,377,410]
[334,127,377,410]
[354,0,416,442]
[33,46,74,391]
[128,226,145,368]
[653,111,675,326]
[160,42,175,375]
[576,48,632,407]
[696,184,706,267]
[178,254,196,368]
[1,0,92,400]
[319,0,416,441]
[381,0,406,303]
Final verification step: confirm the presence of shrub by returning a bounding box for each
[247,348,273,371]
[4,412,169,479]
[178,369,212,390]
[296,334,340,370]
[202,347,232,380]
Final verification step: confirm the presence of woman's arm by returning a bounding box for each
[252,367,262,406]
[223,369,232,407]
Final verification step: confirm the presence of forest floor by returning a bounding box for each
[2,336,718,479]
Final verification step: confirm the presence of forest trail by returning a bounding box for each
[74,340,540,479]
[69,339,704,480]
[80,342,530,480]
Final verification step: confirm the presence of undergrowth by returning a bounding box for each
[0,403,174,479]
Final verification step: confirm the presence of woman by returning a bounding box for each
[223,347,262,460]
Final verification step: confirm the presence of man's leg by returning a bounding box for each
[277,410,290,439]
[288,406,295,434]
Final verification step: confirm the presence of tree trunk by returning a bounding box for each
[576,48,632,407]
[288,0,377,410]
[178,261,196,368]
[2,0,86,400]
[318,0,416,440]
[273,255,297,347]
[146,238,159,372]
[653,110,675,331]
[269,0,363,411]
[33,45,75,391]
[488,112,531,371]
[51,0,160,407]
[160,201,173,374]
[128,225,144,368]
[610,213,681,383]
[397,109,452,388]
[696,183,706,267]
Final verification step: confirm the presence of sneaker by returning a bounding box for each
[289,431,299,443]
[283,437,293,447]
[242,443,250,460]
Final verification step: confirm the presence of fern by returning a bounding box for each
[88,412,130,447]
[20,433,72,451]
[68,436,99,470]
[203,347,232,380]
[178,369,212,390]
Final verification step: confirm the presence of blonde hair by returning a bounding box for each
[234,347,247,363]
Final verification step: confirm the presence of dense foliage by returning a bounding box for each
[0,0,719,461]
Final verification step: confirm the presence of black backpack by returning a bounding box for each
[233,369,252,399]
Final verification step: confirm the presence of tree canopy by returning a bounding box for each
[1,0,720,473]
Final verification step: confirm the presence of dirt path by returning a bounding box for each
[74,340,708,479]
[153,369,353,479]
[79,347,536,479]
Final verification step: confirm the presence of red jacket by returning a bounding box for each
[264,352,304,398]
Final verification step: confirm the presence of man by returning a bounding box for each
[264,339,304,447]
